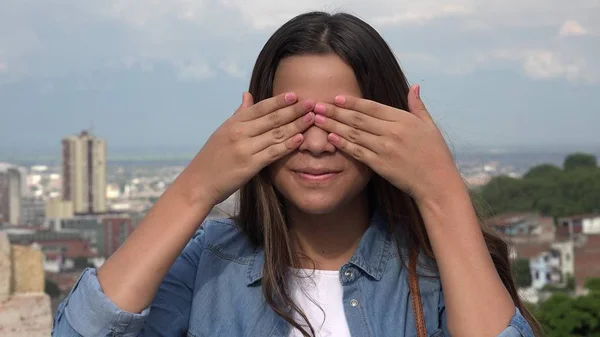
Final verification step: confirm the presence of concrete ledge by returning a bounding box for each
[0,232,52,336]
[0,293,52,337]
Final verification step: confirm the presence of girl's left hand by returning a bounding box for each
[313,84,463,204]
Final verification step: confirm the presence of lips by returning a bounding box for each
[292,168,341,182]
[294,168,341,175]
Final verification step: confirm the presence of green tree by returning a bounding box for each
[523,164,562,180]
[478,152,600,218]
[512,258,532,288]
[564,153,597,171]
[535,292,600,337]
[585,278,600,293]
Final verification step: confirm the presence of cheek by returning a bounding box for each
[347,157,372,181]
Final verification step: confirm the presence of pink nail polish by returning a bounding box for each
[328,133,340,142]
[303,112,314,122]
[285,93,297,103]
[334,96,346,105]
[415,85,421,98]
[314,103,326,114]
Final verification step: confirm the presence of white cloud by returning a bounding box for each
[522,51,587,81]
[372,3,474,25]
[559,20,588,37]
[102,0,209,28]
[469,48,597,82]
[0,0,598,84]
[219,59,245,78]
[175,60,214,81]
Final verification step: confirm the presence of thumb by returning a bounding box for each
[407,84,433,124]
[240,91,254,109]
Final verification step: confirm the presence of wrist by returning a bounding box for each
[413,171,467,208]
[169,171,217,213]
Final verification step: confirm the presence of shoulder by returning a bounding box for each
[190,217,258,265]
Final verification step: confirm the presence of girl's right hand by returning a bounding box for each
[177,91,315,207]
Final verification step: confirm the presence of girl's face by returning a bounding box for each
[269,53,373,214]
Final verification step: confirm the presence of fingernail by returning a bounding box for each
[303,112,314,122]
[314,103,326,114]
[415,85,421,98]
[294,134,303,144]
[328,133,340,143]
[334,96,346,105]
[285,93,297,103]
[303,100,315,111]
[314,114,326,124]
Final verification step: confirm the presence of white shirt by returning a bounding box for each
[287,269,352,337]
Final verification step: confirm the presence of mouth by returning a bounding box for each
[292,168,342,182]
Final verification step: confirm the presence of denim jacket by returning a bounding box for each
[52,211,534,337]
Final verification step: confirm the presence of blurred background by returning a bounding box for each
[0,1,599,336]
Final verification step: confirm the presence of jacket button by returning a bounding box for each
[350,299,359,307]
[344,270,353,278]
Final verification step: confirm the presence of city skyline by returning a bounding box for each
[0,1,599,152]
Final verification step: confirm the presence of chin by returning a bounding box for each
[289,193,346,215]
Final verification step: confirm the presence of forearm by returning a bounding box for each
[97,172,213,313]
[416,179,514,337]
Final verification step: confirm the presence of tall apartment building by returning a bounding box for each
[0,163,21,224]
[62,131,107,214]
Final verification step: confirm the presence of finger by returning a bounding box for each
[314,102,386,136]
[250,112,315,153]
[313,113,381,153]
[256,134,304,166]
[327,133,378,166]
[407,84,434,124]
[239,92,298,122]
[247,99,315,137]
[233,92,254,116]
[333,95,400,122]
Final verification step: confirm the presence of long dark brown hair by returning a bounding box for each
[236,11,542,337]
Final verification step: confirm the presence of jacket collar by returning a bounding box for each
[245,209,394,286]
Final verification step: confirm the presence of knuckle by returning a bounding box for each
[351,113,364,128]
[229,124,245,142]
[352,146,364,159]
[390,130,402,142]
[380,139,394,154]
[348,128,360,142]
[267,145,280,159]
[268,112,281,128]
[232,143,249,162]
[271,127,285,142]
[330,106,338,119]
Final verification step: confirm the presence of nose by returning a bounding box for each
[298,125,336,155]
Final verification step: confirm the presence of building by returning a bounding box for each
[574,234,600,290]
[528,241,574,290]
[557,214,600,237]
[102,214,136,257]
[4,228,97,273]
[0,163,22,225]
[20,196,46,226]
[484,212,555,243]
[45,197,74,219]
[53,215,106,257]
[530,250,562,289]
[62,130,107,214]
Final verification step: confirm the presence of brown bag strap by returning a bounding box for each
[409,245,427,337]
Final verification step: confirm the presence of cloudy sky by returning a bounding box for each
[0,0,599,156]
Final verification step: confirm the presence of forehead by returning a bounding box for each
[272,54,362,103]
